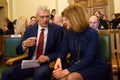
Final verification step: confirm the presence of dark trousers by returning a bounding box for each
[2,63,51,80]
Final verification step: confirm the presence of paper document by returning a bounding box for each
[21,60,40,69]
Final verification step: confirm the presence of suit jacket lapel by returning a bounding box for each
[33,24,38,37]
[45,23,52,54]
[31,24,39,54]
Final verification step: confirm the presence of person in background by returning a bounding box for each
[15,16,28,35]
[53,15,63,26]
[4,19,17,35]
[50,9,56,23]
[111,13,120,29]
[2,5,63,80]
[28,16,37,26]
[53,4,109,80]
[89,15,99,30]
[101,14,111,29]
[111,13,116,20]
[93,11,109,30]
[53,15,69,35]
[2,17,13,30]
[2,25,8,34]
[50,9,56,19]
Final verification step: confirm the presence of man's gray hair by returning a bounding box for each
[36,5,50,14]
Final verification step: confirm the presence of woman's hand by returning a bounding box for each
[53,69,70,79]
[53,58,70,79]
[54,58,62,70]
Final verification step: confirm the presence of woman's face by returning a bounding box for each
[94,12,100,19]
[111,14,115,20]
[63,17,71,29]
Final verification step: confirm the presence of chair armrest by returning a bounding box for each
[0,49,4,56]
[0,51,3,55]
[5,52,28,66]
[49,60,56,69]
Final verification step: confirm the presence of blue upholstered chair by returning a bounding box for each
[2,35,22,63]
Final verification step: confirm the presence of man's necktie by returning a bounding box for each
[36,28,44,59]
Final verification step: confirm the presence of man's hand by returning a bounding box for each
[22,37,36,47]
[37,55,49,63]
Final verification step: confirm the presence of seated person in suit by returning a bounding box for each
[89,15,99,31]
[53,4,109,80]
[2,5,63,80]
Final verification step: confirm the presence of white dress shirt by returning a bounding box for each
[32,25,48,60]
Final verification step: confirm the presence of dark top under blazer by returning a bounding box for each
[16,23,63,61]
[58,27,109,80]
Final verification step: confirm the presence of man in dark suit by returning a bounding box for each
[2,5,63,80]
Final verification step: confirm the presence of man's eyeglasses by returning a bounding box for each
[39,15,50,19]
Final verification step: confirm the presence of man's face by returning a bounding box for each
[89,16,99,30]
[63,17,71,29]
[30,18,37,26]
[36,10,50,27]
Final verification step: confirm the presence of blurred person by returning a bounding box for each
[2,17,13,30]
[53,4,109,80]
[101,14,111,29]
[53,15,70,35]
[50,9,56,23]
[4,19,17,35]
[101,14,107,20]
[50,9,56,19]
[2,5,63,80]
[93,11,108,29]
[28,16,37,26]
[89,15,99,30]
[111,13,116,20]
[15,16,28,35]
[111,13,120,29]
[2,25,8,33]
[53,15,63,26]
[117,23,120,29]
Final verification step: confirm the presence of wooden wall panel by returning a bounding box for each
[73,0,113,19]
[91,0,108,7]
[91,6,108,15]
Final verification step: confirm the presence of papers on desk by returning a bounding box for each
[21,60,40,69]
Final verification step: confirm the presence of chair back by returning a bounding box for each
[3,35,22,61]
[99,30,114,80]
[99,30,112,63]
[114,29,120,65]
